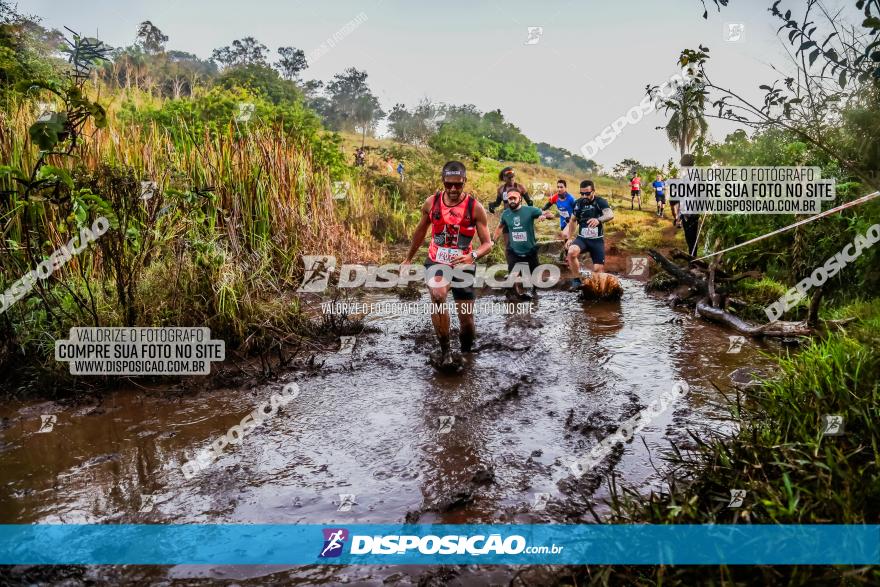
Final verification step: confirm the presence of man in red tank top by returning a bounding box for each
[402,161,493,368]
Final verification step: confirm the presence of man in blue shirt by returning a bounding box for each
[543,179,576,261]
[652,174,666,217]
[542,179,576,231]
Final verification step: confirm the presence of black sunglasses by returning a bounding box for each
[444,181,464,190]
[580,190,594,196]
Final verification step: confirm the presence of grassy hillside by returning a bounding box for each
[333,131,673,264]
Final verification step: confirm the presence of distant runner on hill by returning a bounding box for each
[489,166,533,213]
[653,174,666,217]
[629,173,642,211]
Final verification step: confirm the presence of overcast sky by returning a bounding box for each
[19,0,859,168]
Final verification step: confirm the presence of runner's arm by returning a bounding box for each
[598,205,614,223]
[534,207,553,222]
[492,221,505,242]
[488,186,504,213]
[522,188,533,206]
[402,199,433,263]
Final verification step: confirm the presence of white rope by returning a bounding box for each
[693,191,880,261]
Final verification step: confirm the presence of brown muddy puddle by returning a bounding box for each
[0,280,781,585]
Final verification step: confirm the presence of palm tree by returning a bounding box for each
[661,80,708,157]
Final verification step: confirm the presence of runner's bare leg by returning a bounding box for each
[566,244,583,276]
[428,279,451,353]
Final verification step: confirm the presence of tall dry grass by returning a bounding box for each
[0,98,385,385]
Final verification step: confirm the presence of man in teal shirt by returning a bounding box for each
[493,189,553,300]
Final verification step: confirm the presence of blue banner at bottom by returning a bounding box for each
[0,524,877,565]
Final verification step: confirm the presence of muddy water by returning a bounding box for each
[0,281,779,585]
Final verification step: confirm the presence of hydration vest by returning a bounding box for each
[428,191,477,263]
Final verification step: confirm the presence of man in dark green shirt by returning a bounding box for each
[493,189,553,300]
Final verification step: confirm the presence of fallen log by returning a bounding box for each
[671,248,728,277]
[647,249,708,293]
[695,298,814,337]
[663,248,761,281]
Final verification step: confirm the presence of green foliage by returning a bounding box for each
[0,3,66,101]
[428,105,539,163]
[118,85,343,173]
[213,63,303,105]
[593,298,880,584]
[28,111,67,150]
[703,126,880,299]
[535,142,597,174]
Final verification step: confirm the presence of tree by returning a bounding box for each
[320,67,384,135]
[0,2,66,93]
[675,0,880,286]
[276,46,307,80]
[654,80,708,158]
[211,37,268,68]
[136,20,168,54]
[677,0,880,189]
[427,104,539,163]
[107,45,148,90]
[536,142,598,173]
[613,158,642,177]
[353,93,384,145]
[301,79,323,100]
[388,98,441,146]
[162,50,217,98]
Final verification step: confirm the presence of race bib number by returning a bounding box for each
[559,210,570,218]
[435,246,461,263]
[580,226,599,238]
[502,192,509,201]
[511,231,527,242]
